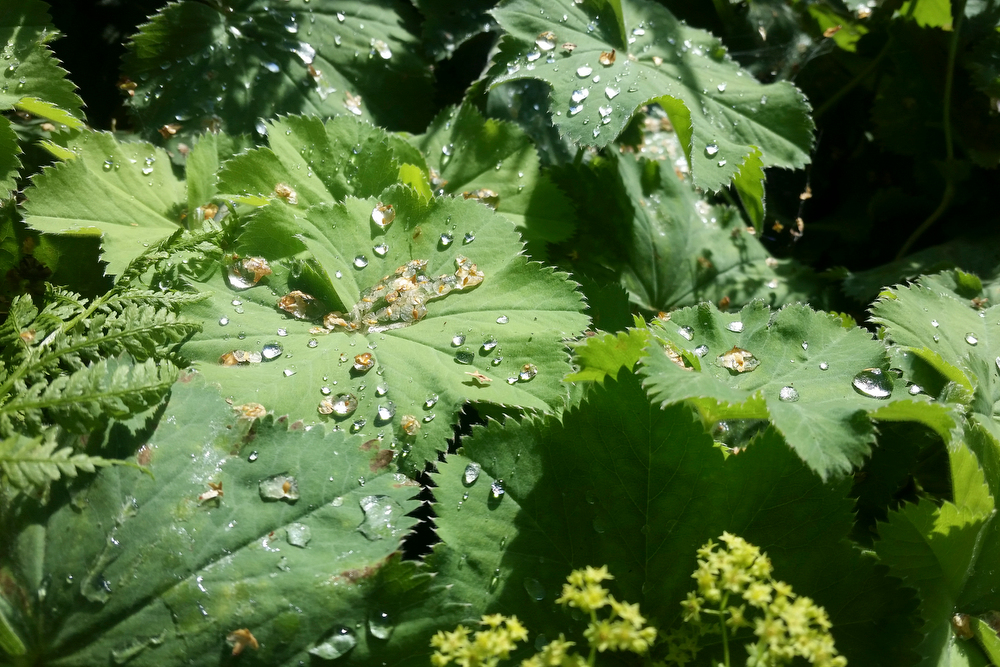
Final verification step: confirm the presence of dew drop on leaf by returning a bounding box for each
[358,495,403,540]
[259,475,299,502]
[455,348,474,364]
[354,255,368,268]
[424,394,439,408]
[678,326,694,340]
[852,368,893,399]
[309,628,356,660]
[283,369,295,377]
[965,333,978,346]
[908,384,922,395]
[482,337,498,352]
[605,86,619,99]
[726,321,743,332]
[523,578,546,601]
[778,386,799,402]
[219,317,229,326]
[439,233,454,247]
[286,523,311,548]
[576,65,593,77]
[464,462,481,485]
[373,243,388,257]
[705,143,719,157]
[491,479,505,498]
[376,402,395,423]
[819,362,829,370]
[931,320,939,327]
[463,232,475,244]
[368,611,394,640]
[497,315,509,324]
[571,88,589,103]
[452,334,466,347]
[262,343,282,359]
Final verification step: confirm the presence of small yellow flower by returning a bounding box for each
[481,614,505,628]
[583,565,614,584]
[609,597,646,628]
[743,581,773,607]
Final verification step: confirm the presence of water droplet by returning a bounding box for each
[102,159,113,171]
[320,386,332,396]
[324,394,358,418]
[424,394,439,408]
[778,386,799,402]
[496,315,509,324]
[576,65,593,77]
[819,362,829,370]
[717,82,727,92]
[371,203,395,229]
[263,61,280,73]
[368,611,394,640]
[451,334,467,347]
[571,88,589,103]
[286,522,312,547]
[908,384,923,395]
[375,383,388,396]
[491,355,503,366]
[726,321,743,332]
[358,495,403,540]
[569,104,583,116]
[307,339,318,348]
[605,86,619,99]
[931,320,939,327]
[965,333,979,346]
[373,243,388,257]
[463,232,475,244]
[455,348,475,364]
[523,578,545,601]
[439,233,453,247]
[219,317,229,326]
[354,255,368,268]
[482,337,498,352]
[376,402,395,423]
[248,451,258,462]
[801,341,808,351]
[489,568,501,591]
[309,628,356,660]
[693,345,709,357]
[598,105,612,118]
[464,462,481,485]
[259,474,299,502]
[262,343,283,360]
[491,479,505,498]
[678,326,694,340]
[283,369,296,377]
[718,159,727,167]
[705,143,719,157]
[852,368,893,399]
[277,328,288,337]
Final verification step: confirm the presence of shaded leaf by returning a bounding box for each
[490,0,814,191]
[411,103,576,244]
[640,300,893,479]
[0,432,132,498]
[565,325,648,383]
[123,0,435,138]
[0,116,19,198]
[415,0,497,61]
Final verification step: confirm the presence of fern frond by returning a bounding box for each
[0,432,139,496]
[2,356,178,434]
[105,289,210,309]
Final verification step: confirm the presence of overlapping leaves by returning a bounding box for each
[490,0,815,191]
[123,0,435,138]
[0,376,422,666]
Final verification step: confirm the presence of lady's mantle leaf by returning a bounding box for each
[490,0,814,191]
[411,103,576,244]
[180,189,588,468]
[0,376,421,666]
[0,0,83,122]
[426,372,917,666]
[639,300,893,479]
[123,0,435,138]
[22,131,187,276]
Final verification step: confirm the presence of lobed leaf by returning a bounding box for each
[639,300,894,479]
[490,0,815,191]
[0,432,129,496]
[123,0,435,138]
[0,375,422,666]
[180,188,588,467]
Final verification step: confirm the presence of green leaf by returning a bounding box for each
[565,325,648,383]
[0,375,422,666]
[552,153,823,312]
[898,0,954,28]
[123,0,435,137]
[415,0,497,61]
[427,372,917,666]
[0,116,19,198]
[490,0,814,191]
[875,443,996,667]
[184,130,242,213]
[807,5,869,52]
[180,189,588,468]
[217,115,401,208]
[732,146,765,232]
[0,0,83,120]
[640,300,894,479]
[22,131,187,276]
[0,432,131,497]
[13,96,84,129]
[411,103,576,244]
[0,601,26,656]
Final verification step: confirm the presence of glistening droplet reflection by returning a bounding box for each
[852,368,892,399]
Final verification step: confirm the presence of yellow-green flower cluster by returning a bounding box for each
[554,565,657,655]
[521,635,586,667]
[430,614,528,667]
[673,532,847,667]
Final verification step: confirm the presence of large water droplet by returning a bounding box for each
[455,348,475,364]
[309,628,356,660]
[259,475,299,502]
[439,233,453,247]
[852,368,892,399]
[778,386,799,402]
[354,255,368,268]
[523,578,546,601]
[678,326,694,340]
[571,88,589,103]
[819,362,829,370]
[726,321,743,332]
[693,345,709,357]
[491,479,505,499]
[368,611,394,640]
[286,522,312,547]
[358,495,404,540]
[908,384,923,395]
[464,462,481,485]
[705,143,719,157]
[496,315,509,324]
[424,394,439,408]
[452,334,466,347]
[262,343,283,360]
[576,65,593,77]
[965,333,979,346]
[376,402,395,423]
[482,337,498,352]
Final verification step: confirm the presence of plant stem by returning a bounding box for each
[719,594,731,667]
[896,1,965,259]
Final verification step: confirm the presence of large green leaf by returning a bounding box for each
[0,375,421,666]
[414,0,497,61]
[875,443,997,667]
[22,131,188,276]
[179,188,588,468]
[489,0,814,191]
[639,300,894,479]
[424,372,917,666]
[410,103,576,245]
[216,115,402,208]
[0,117,18,198]
[0,0,83,121]
[123,0,434,138]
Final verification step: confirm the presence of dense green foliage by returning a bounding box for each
[1,0,999,666]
